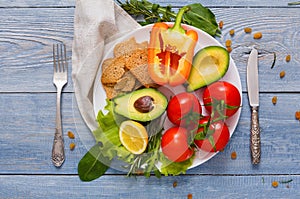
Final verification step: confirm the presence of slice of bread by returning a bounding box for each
[101,37,155,99]
[101,56,126,84]
[114,71,136,92]
[114,37,148,57]
[124,48,148,70]
[101,58,114,72]
[130,63,157,88]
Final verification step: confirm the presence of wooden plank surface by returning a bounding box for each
[1,93,300,175]
[1,0,300,198]
[0,0,297,7]
[0,175,299,198]
[0,8,299,92]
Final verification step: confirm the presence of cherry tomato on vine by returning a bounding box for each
[167,92,202,127]
[194,120,230,152]
[161,127,194,162]
[202,81,241,119]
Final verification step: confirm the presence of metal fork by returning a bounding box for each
[51,43,68,167]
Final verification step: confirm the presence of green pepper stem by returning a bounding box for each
[170,6,190,34]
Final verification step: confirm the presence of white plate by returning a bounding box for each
[93,24,242,170]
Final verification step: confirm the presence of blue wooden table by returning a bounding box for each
[1,0,300,198]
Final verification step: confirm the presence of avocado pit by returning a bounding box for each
[134,96,154,113]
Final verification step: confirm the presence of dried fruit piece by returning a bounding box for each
[70,142,76,150]
[244,27,252,33]
[295,111,300,120]
[229,29,235,36]
[219,20,224,29]
[68,131,75,139]
[253,32,262,39]
[231,151,237,159]
[286,54,291,62]
[272,181,279,188]
[279,71,285,78]
[226,46,232,53]
[173,181,178,188]
[225,39,232,47]
[272,96,277,105]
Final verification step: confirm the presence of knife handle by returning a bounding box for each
[250,106,261,164]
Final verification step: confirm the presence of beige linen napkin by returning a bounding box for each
[72,0,141,132]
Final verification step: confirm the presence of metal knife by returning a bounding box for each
[246,48,261,164]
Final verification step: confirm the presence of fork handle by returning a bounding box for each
[52,88,65,167]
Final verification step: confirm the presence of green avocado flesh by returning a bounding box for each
[187,46,229,91]
[113,88,167,122]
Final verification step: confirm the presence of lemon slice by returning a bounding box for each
[119,120,148,154]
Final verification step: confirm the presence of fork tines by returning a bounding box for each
[53,43,67,73]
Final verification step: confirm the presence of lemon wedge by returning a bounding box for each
[119,120,148,154]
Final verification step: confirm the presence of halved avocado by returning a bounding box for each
[187,46,229,91]
[114,88,167,122]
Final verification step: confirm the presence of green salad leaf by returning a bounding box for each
[78,100,134,181]
[78,143,110,182]
[78,100,195,181]
[183,3,221,37]
[160,155,194,176]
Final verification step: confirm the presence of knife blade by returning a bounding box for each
[246,48,261,164]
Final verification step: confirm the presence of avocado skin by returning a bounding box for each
[113,88,167,122]
[187,46,229,91]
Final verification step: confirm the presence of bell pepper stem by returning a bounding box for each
[170,6,190,34]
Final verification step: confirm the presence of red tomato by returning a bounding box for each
[194,121,230,152]
[202,81,241,118]
[161,127,194,162]
[167,92,202,127]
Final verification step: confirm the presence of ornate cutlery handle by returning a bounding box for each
[52,128,65,167]
[52,88,65,167]
[250,106,261,164]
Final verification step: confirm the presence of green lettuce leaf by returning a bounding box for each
[160,155,194,176]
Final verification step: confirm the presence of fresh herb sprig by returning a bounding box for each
[288,1,300,5]
[116,0,221,37]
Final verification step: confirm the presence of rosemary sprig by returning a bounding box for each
[116,0,221,37]
[288,1,300,5]
[116,0,176,24]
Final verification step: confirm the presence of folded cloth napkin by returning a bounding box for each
[72,0,141,131]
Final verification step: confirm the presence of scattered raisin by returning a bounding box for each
[226,46,232,53]
[272,181,279,188]
[173,181,178,188]
[244,27,252,33]
[272,96,277,105]
[229,29,235,36]
[295,111,300,120]
[68,131,75,139]
[219,21,224,29]
[69,142,76,150]
[225,39,232,47]
[285,55,291,62]
[231,151,237,160]
[279,71,285,78]
[187,193,193,199]
[253,32,263,39]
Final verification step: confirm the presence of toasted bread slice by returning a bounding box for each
[102,84,118,99]
[114,71,136,92]
[101,58,114,72]
[101,56,126,84]
[124,48,148,70]
[114,38,148,57]
[130,64,157,88]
